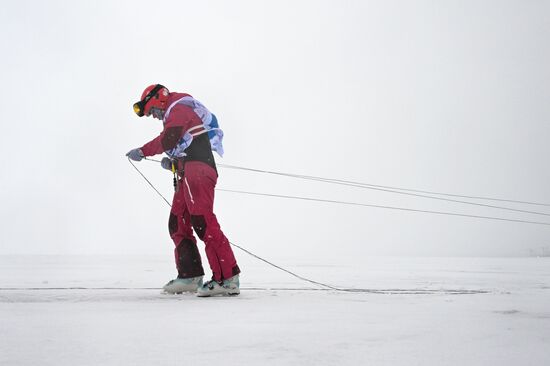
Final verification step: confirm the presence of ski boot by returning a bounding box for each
[197,275,240,297]
[162,276,203,294]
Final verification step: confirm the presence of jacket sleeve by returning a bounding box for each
[140,133,164,157]
[140,105,195,157]
[140,126,185,156]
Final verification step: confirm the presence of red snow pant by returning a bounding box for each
[168,161,240,282]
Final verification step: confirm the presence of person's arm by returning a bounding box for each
[140,131,172,157]
[140,107,194,157]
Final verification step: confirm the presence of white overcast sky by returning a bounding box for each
[0,0,548,258]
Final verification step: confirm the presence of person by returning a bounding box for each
[127,84,240,297]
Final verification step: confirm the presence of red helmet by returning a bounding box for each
[133,84,169,117]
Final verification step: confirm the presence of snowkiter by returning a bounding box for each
[127,84,240,297]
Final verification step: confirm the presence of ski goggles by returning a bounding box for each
[133,84,165,117]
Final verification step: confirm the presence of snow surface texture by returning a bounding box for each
[1,255,549,366]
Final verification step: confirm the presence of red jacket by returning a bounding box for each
[140,92,204,157]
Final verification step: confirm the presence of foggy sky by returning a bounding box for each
[0,0,549,259]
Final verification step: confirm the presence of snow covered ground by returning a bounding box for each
[1,255,549,366]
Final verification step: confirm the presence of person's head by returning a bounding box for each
[133,84,169,120]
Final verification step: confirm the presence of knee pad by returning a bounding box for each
[168,213,178,236]
[190,215,207,240]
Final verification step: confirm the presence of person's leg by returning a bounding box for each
[183,162,240,282]
[169,183,204,278]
